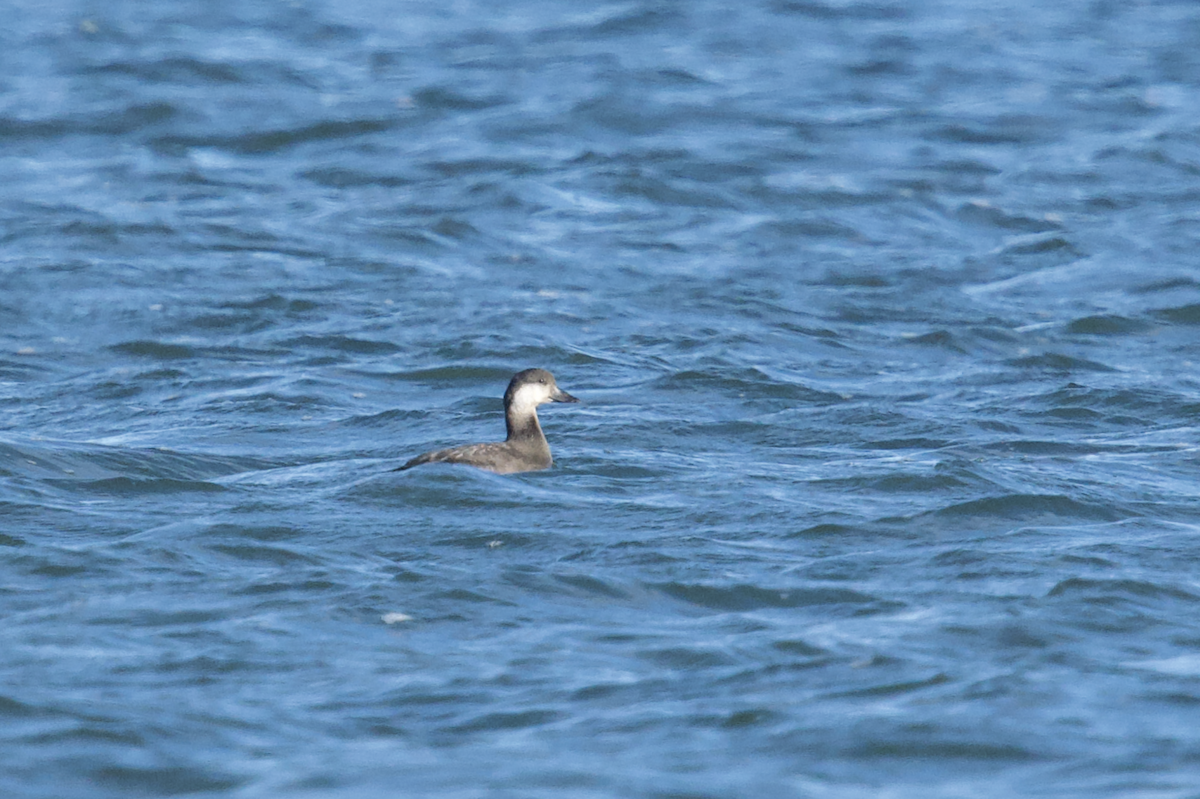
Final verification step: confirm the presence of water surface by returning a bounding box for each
[4,1,1200,797]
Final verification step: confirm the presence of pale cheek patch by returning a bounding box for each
[511,383,550,413]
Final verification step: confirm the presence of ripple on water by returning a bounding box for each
[653,581,901,614]
[933,494,1128,523]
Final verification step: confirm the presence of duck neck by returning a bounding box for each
[505,406,544,444]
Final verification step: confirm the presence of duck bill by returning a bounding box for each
[551,388,579,403]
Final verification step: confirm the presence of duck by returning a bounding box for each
[395,368,579,474]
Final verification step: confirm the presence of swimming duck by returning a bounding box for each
[395,368,579,474]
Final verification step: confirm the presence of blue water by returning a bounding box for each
[4,1,1200,796]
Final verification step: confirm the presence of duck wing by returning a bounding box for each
[394,441,549,474]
